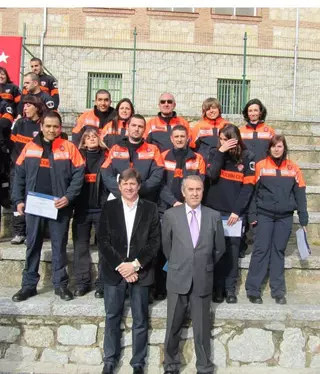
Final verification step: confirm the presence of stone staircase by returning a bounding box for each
[0,119,319,373]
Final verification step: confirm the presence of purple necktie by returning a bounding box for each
[189,210,199,248]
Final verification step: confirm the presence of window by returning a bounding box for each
[213,8,256,16]
[87,72,122,109]
[217,79,250,115]
[149,8,195,13]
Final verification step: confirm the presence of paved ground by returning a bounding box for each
[1,362,320,374]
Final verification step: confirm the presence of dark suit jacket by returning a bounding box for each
[98,198,161,286]
[162,204,226,296]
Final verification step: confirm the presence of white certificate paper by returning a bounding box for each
[25,192,58,220]
[221,216,243,237]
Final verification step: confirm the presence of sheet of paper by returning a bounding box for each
[25,192,58,220]
[163,261,168,272]
[221,216,243,237]
[296,228,311,260]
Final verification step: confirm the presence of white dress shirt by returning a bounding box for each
[185,203,201,231]
[122,197,139,258]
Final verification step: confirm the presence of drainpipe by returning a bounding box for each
[40,7,48,62]
[292,8,299,117]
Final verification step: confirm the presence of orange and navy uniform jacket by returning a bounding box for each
[101,138,164,202]
[72,106,116,146]
[249,156,308,226]
[22,73,59,109]
[205,149,255,216]
[12,134,85,206]
[0,83,21,123]
[144,112,191,152]
[190,116,229,162]
[159,148,205,214]
[10,118,41,164]
[18,91,56,116]
[239,121,275,163]
[74,148,110,212]
[100,119,129,148]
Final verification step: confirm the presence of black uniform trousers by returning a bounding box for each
[164,288,214,373]
[10,165,26,236]
[214,212,246,294]
[103,279,149,369]
[245,214,293,298]
[22,208,72,289]
[72,210,103,290]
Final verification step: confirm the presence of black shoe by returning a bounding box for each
[239,250,246,258]
[154,293,167,301]
[12,288,37,302]
[95,289,104,298]
[212,289,225,303]
[248,295,263,304]
[133,366,144,374]
[275,296,287,305]
[54,287,73,301]
[74,286,90,297]
[226,292,237,304]
[102,364,114,374]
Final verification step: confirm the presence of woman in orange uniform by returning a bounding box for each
[246,135,308,305]
[100,98,134,148]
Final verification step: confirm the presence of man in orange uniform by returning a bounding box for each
[144,92,190,152]
[72,90,116,146]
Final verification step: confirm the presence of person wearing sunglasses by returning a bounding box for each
[144,92,191,153]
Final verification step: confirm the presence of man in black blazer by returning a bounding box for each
[98,168,161,374]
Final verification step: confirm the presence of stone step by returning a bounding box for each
[275,129,320,146]
[284,145,320,163]
[305,186,320,211]
[299,163,320,186]
[1,239,319,290]
[1,285,320,370]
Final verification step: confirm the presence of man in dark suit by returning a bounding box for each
[98,168,161,374]
[162,175,226,374]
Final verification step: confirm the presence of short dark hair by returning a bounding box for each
[128,114,146,127]
[22,95,47,118]
[242,98,267,122]
[30,57,43,66]
[24,72,40,83]
[95,89,111,100]
[171,124,188,135]
[42,111,62,126]
[118,168,141,185]
[267,134,288,160]
[0,67,12,84]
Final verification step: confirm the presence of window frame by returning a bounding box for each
[148,7,195,13]
[212,7,258,18]
[217,78,250,115]
[86,72,123,109]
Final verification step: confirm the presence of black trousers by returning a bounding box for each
[10,165,26,236]
[22,208,72,288]
[214,213,246,294]
[103,279,149,369]
[245,214,293,298]
[72,211,103,289]
[164,289,214,373]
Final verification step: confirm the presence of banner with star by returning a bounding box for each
[0,36,23,86]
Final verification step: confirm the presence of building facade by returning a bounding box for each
[1,7,320,123]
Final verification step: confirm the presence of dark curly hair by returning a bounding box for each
[242,98,267,122]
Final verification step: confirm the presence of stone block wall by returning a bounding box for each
[1,315,320,369]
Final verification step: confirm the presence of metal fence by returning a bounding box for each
[9,24,320,125]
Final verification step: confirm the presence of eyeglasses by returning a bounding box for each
[160,100,174,104]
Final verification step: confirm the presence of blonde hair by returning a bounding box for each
[78,128,108,150]
[202,97,222,117]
